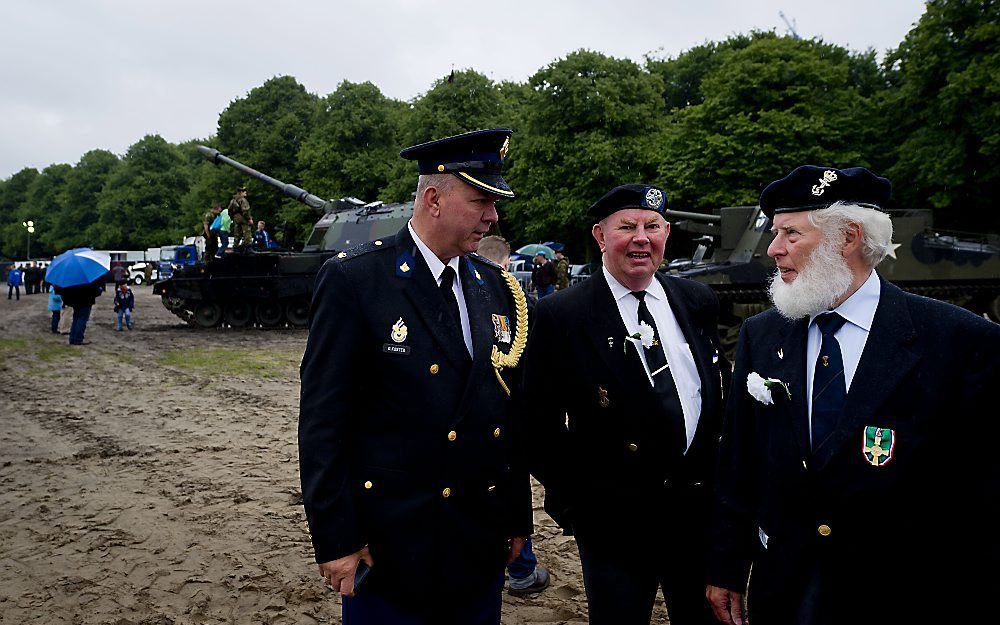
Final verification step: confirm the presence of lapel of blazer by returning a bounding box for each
[657,274,718,441]
[452,256,496,423]
[584,273,651,397]
[813,280,919,470]
[771,315,812,461]
[393,227,471,371]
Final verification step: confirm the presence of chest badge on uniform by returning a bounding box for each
[862,426,895,467]
[598,386,610,408]
[492,314,512,344]
[390,317,408,343]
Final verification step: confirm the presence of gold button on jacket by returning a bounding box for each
[817,524,832,537]
[442,487,452,498]
[493,427,501,439]
[363,480,373,490]
[447,430,457,442]
[429,364,440,375]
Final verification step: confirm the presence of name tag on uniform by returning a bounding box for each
[382,343,411,356]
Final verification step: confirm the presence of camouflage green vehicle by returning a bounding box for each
[152,147,413,328]
[664,206,1000,354]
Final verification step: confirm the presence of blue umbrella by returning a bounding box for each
[542,241,565,252]
[45,248,111,288]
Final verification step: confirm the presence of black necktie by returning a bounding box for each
[440,265,461,326]
[631,291,686,453]
[811,312,848,450]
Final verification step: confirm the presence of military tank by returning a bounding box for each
[152,147,413,328]
[663,205,1000,353]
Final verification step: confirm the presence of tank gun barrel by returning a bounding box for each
[663,209,722,224]
[197,145,328,212]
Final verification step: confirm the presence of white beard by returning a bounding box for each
[768,237,854,320]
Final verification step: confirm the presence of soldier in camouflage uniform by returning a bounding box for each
[202,204,222,260]
[228,186,254,249]
[554,248,570,291]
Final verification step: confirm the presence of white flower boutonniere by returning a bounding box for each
[624,321,656,353]
[747,372,792,405]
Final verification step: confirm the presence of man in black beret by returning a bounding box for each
[522,183,725,624]
[706,166,1000,625]
[299,129,532,625]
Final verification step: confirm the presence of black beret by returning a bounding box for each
[759,165,891,220]
[588,184,666,221]
[400,128,514,198]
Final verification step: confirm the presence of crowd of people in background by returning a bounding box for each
[5,262,50,299]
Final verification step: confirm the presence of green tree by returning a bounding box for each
[881,0,1000,232]
[19,163,73,258]
[93,135,191,249]
[657,35,881,211]
[505,50,665,256]
[382,70,512,202]
[298,81,407,201]
[215,76,319,240]
[0,168,40,259]
[47,150,120,251]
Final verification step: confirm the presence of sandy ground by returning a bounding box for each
[0,287,672,624]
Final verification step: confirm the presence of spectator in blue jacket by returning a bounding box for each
[7,265,23,300]
[48,289,64,333]
[113,283,135,331]
[252,220,273,250]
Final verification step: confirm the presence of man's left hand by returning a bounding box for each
[506,536,527,565]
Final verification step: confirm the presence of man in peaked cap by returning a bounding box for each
[299,128,532,625]
[706,166,1000,625]
[522,183,725,624]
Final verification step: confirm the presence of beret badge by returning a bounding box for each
[811,170,838,197]
[644,187,664,210]
[499,136,510,159]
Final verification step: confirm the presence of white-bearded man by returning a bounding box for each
[706,166,1000,625]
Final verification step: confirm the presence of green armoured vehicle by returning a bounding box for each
[664,205,1000,353]
[152,147,413,328]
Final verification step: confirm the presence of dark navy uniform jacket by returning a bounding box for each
[522,271,725,543]
[298,226,532,597]
[710,278,1000,624]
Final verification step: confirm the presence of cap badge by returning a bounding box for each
[390,317,408,343]
[645,188,664,210]
[862,426,895,466]
[811,170,838,196]
[499,136,510,159]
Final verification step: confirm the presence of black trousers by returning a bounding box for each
[574,529,715,625]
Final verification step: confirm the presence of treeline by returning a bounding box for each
[1,0,997,261]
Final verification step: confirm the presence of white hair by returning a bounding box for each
[807,201,894,266]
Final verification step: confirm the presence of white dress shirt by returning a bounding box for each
[603,267,703,452]
[806,269,881,443]
[408,221,473,356]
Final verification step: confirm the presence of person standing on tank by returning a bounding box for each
[228,186,254,250]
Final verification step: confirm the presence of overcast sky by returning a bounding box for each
[0,0,926,180]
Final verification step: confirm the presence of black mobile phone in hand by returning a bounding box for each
[353,561,371,594]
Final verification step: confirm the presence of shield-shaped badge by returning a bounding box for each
[862,426,895,467]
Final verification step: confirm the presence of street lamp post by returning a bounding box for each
[21,220,34,259]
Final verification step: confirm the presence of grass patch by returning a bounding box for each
[37,344,82,362]
[157,347,300,378]
[0,338,28,367]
